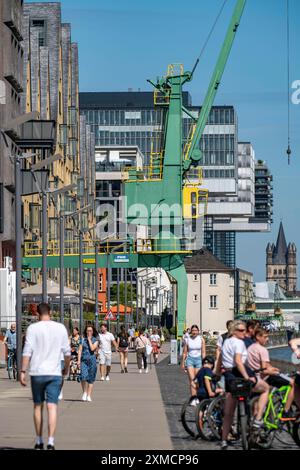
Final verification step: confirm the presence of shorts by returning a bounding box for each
[31,376,62,405]
[295,373,300,387]
[186,356,202,369]
[224,366,256,393]
[119,347,129,353]
[266,375,291,388]
[99,351,112,366]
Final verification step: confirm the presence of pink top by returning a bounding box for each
[247,343,270,375]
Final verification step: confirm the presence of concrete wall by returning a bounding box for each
[186,272,234,332]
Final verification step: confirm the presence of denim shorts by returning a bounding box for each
[31,376,62,405]
[186,356,202,369]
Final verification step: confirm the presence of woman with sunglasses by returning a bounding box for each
[181,324,206,402]
[218,320,269,450]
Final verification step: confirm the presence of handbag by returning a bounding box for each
[146,343,153,356]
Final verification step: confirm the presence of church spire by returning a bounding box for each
[273,222,288,264]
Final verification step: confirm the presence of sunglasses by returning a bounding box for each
[236,329,246,332]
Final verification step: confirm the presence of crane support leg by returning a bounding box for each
[165,261,187,338]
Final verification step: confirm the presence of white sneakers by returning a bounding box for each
[105,375,110,381]
[100,376,105,381]
[58,391,63,400]
[82,392,92,402]
[145,368,149,374]
[139,369,142,374]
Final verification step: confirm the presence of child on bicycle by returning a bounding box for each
[191,356,223,401]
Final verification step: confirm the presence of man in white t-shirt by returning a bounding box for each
[98,323,118,381]
[20,303,71,450]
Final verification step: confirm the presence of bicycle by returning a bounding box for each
[7,348,17,380]
[180,396,200,439]
[251,377,300,449]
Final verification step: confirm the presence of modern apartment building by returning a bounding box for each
[20,3,96,306]
[80,91,273,268]
[0,0,24,268]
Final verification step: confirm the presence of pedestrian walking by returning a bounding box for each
[150,328,161,364]
[117,325,129,373]
[135,329,151,374]
[77,325,99,402]
[3,322,17,369]
[68,327,81,381]
[20,303,71,450]
[128,324,135,349]
[181,324,206,402]
[98,323,118,381]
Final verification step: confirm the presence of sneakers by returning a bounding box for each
[220,440,228,450]
[86,395,92,402]
[190,398,199,407]
[121,369,125,374]
[47,444,55,450]
[145,368,149,374]
[252,419,264,429]
[105,375,110,381]
[280,410,297,421]
[139,369,142,374]
[34,443,44,450]
[58,391,63,400]
[125,367,128,373]
[100,376,105,381]
[82,392,87,401]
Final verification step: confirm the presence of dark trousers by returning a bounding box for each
[137,348,147,370]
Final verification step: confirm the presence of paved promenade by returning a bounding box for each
[0,348,172,450]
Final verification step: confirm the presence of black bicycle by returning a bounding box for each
[180,396,200,439]
[7,348,17,380]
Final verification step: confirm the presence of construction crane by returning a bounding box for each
[124,0,247,337]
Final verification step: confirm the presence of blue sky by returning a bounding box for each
[27,0,300,283]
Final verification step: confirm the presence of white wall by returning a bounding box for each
[186,272,234,332]
[0,269,16,329]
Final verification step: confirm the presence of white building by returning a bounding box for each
[184,249,235,333]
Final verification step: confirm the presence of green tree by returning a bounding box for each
[110,282,137,306]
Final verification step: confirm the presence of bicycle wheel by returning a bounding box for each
[292,419,300,448]
[249,396,275,449]
[238,401,249,450]
[207,395,225,440]
[181,397,199,438]
[196,399,215,441]
[7,356,13,380]
[271,392,295,445]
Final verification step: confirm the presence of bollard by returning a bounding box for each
[170,339,178,365]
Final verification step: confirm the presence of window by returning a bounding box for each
[31,19,47,47]
[193,294,198,302]
[193,274,198,281]
[29,203,40,230]
[210,274,217,285]
[278,269,282,275]
[274,269,277,275]
[210,295,217,308]
[99,273,103,291]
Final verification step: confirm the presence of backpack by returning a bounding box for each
[119,335,128,348]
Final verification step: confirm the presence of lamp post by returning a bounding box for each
[95,241,99,331]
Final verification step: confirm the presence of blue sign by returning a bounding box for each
[114,254,130,263]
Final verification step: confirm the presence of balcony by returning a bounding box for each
[17,120,56,150]
[3,0,23,41]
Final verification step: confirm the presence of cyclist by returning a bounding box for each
[247,327,297,421]
[4,323,17,369]
[216,320,269,450]
[191,356,223,400]
[288,336,300,417]
[181,324,206,403]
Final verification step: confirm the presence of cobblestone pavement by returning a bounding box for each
[155,356,300,451]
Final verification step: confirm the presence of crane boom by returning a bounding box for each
[183,0,246,171]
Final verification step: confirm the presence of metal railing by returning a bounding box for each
[23,237,192,257]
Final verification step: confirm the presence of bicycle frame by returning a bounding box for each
[264,386,292,430]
